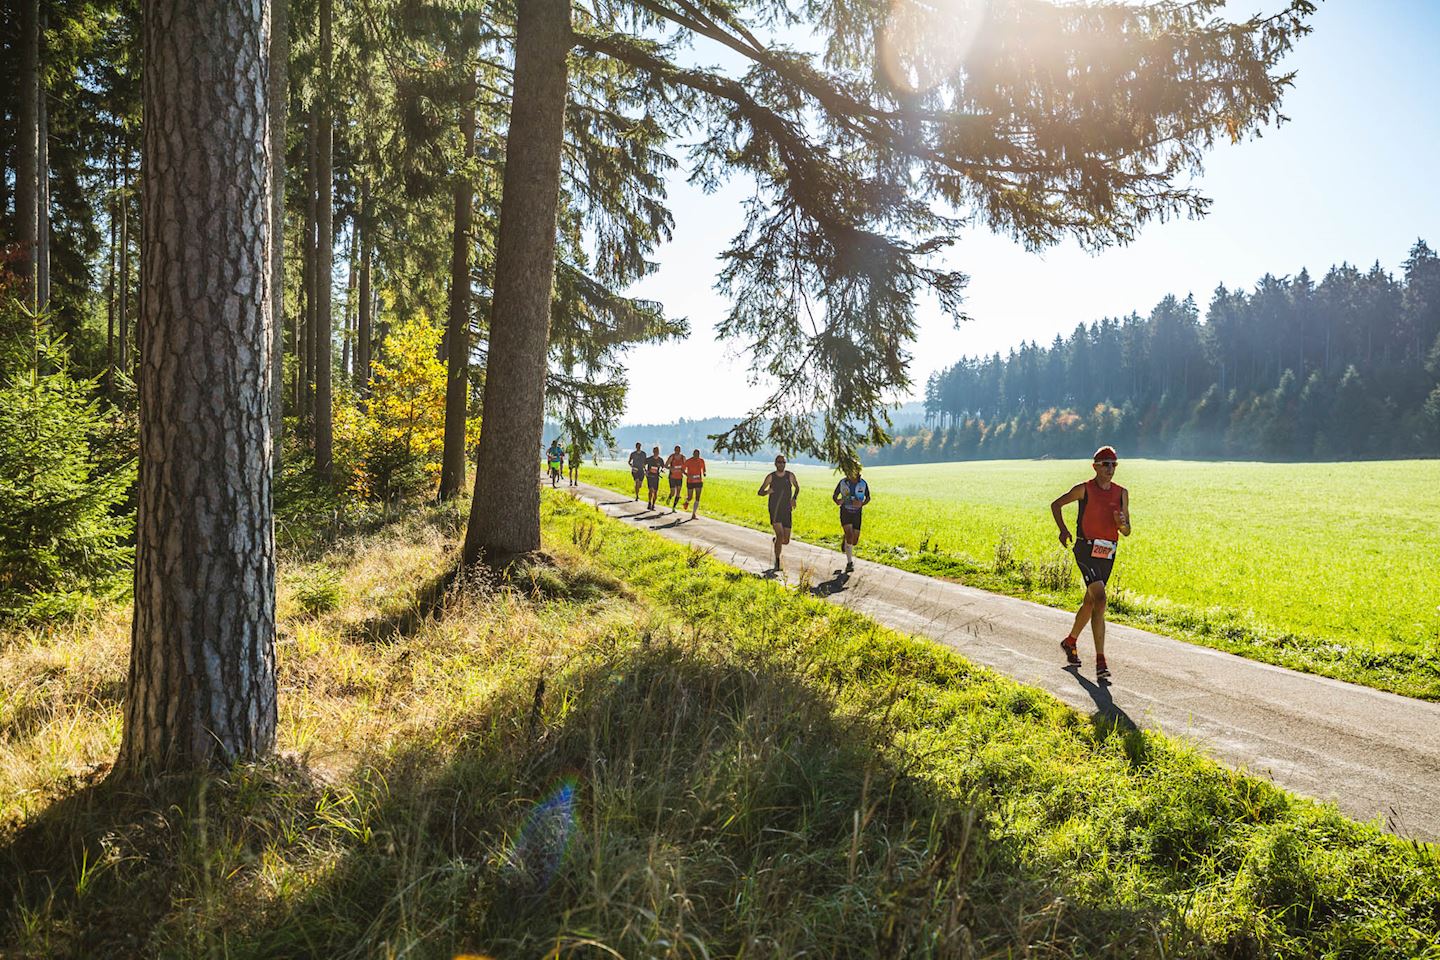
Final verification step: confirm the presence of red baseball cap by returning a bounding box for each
[1093,446,1118,462]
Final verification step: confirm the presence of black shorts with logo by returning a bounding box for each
[1074,540,1115,586]
[839,506,863,531]
[669,476,683,494]
[646,472,660,489]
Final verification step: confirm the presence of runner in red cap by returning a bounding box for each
[1049,445,1131,681]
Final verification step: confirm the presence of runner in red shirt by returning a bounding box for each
[664,445,687,513]
[1049,445,1131,682]
[682,449,706,519]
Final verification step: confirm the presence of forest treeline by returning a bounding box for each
[887,244,1440,464]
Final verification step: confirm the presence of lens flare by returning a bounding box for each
[505,777,578,890]
[878,0,988,96]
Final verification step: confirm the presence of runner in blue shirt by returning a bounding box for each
[832,466,871,573]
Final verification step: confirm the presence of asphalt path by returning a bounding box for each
[561,479,1440,842]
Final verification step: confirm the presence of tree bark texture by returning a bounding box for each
[16,0,40,305]
[313,0,335,479]
[463,0,571,561]
[119,0,277,774]
[439,68,479,501]
[356,176,372,394]
[269,0,289,472]
[106,145,118,396]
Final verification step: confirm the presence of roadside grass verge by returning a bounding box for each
[581,463,1440,701]
[0,491,1434,957]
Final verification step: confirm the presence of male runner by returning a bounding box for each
[757,455,800,571]
[567,439,584,486]
[1050,445,1131,681]
[644,445,665,510]
[665,445,687,512]
[627,442,646,501]
[831,465,871,573]
[682,448,706,519]
[545,438,565,488]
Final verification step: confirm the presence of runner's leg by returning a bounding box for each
[1088,580,1108,661]
[690,484,702,518]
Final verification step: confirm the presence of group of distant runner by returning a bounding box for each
[545,437,1130,683]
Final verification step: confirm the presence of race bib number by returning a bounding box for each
[1090,539,1117,560]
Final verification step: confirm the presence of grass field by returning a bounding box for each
[3,492,1438,957]
[584,458,1440,699]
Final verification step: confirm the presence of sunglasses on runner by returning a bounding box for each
[1095,460,1118,468]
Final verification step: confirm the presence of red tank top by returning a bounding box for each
[1077,479,1125,542]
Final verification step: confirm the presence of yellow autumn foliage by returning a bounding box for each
[333,313,479,501]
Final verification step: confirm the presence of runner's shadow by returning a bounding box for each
[810,570,851,597]
[1066,666,1147,767]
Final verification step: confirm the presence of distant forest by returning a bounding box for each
[879,240,1440,464]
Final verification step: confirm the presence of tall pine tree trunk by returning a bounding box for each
[356,176,372,394]
[119,154,131,373]
[313,0,334,479]
[16,0,39,306]
[302,111,317,424]
[37,33,51,313]
[118,0,276,774]
[270,0,289,473]
[105,145,118,396]
[439,48,479,501]
[342,220,357,381]
[463,0,570,562]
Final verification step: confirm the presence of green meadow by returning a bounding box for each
[585,458,1440,699]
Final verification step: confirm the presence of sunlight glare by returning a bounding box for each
[879,0,988,95]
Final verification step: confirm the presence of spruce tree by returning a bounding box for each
[0,309,133,621]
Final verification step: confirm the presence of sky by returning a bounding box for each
[613,0,1440,424]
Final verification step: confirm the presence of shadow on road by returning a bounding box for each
[810,570,851,597]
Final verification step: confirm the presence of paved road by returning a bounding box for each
[565,480,1440,842]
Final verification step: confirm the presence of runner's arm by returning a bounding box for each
[758,475,771,496]
[1050,483,1085,546]
[1117,489,1131,537]
[790,474,800,504]
[832,481,844,505]
[862,485,871,507]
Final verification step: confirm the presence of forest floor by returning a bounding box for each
[1,491,1438,958]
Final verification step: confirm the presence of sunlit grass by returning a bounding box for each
[584,458,1440,698]
[1,491,1436,957]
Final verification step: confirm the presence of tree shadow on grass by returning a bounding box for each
[344,560,467,644]
[2,637,1233,959]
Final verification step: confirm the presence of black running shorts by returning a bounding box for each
[646,473,660,489]
[631,468,643,482]
[1073,541,1115,586]
[839,507,863,531]
[686,479,703,493]
[669,476,683,493]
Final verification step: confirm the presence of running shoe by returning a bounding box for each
[1061,636,1081,667]
[1095,657,1111,681]
[845,560,855,573]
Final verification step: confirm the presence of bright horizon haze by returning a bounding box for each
[616,0,1440,425]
